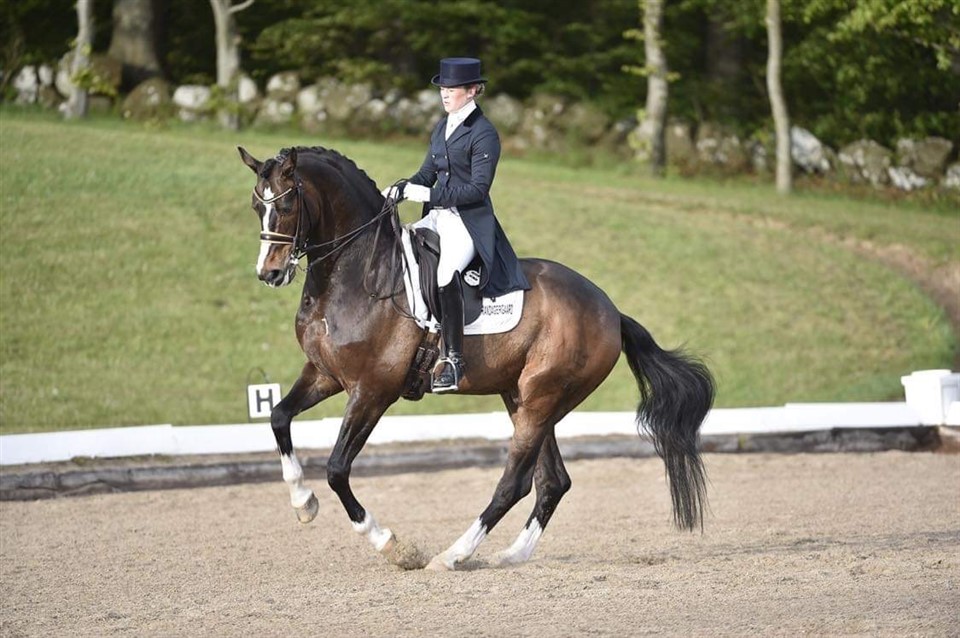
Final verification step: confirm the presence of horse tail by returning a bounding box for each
[620,313,715,532]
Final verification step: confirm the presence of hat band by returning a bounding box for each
[432,73,487,87]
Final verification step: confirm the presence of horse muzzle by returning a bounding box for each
[258,265,297,288]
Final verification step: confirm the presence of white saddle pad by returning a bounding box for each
[400,226,524,335]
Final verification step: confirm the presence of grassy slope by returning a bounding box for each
[1,110,956,432]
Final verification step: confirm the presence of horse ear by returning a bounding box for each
[238,146,262,174]
[280,148,298,179]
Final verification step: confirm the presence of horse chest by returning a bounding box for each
[295,294,370,364]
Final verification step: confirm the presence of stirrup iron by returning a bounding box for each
[432,355,463,393]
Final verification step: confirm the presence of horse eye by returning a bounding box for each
[276,194,296,214]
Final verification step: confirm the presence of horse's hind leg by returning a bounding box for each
[425,429,548,571]
[494,430,570,566]
[426,391,560,571]
[271,362,343,523]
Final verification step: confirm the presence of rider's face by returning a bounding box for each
[440,85,477,114]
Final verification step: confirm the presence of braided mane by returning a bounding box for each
[270,146,380,196]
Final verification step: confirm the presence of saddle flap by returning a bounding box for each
[412,228,441,321]
[410,228,483,326]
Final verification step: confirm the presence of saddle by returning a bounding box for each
[409,227,483,326]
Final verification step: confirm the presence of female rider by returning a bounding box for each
[383,57,529,393]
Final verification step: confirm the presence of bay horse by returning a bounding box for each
[237,145,715,570]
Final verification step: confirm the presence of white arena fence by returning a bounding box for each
[2,397,957,466]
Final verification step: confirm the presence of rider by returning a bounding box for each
[383,57,529,393]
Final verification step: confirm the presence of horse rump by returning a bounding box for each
[619,313,715,532]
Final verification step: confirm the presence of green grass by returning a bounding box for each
[1,108,957,433]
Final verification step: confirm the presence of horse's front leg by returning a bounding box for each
[271,362,343,523]
[326,389,427,569]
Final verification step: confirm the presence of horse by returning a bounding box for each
[237,145,715,570]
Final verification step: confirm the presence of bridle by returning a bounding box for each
[254,174,410,307]
[254,177,309,262]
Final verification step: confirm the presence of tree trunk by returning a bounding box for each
[706,13,743,121]
[766,0,792,194]
[108,0,162,89]
[643,0,668,177]
[706,15,742,84]
[64,0,94,120]
[210,0,254,131]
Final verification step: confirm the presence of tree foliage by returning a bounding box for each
[807,0,959,72]
[247,0,643,115]
[655,0,958,144]
[790,0,960,144]
[3,0,957,146]
[0,0,112,70]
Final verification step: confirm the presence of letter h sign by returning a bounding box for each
[247,383,281,419]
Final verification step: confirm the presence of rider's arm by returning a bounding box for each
[408,147,438,188]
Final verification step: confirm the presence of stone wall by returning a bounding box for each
[10,62,959,192]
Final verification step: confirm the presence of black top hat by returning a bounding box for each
[431,57,487,87]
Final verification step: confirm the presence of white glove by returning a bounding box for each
[380,184,403,200]
[404,184,432,203]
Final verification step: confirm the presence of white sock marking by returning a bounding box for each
[352,512,394,551]
[280,454,313,508]
[498,520,544,565]
[434,518,488,568]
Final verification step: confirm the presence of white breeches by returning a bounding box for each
[411,207,476,286]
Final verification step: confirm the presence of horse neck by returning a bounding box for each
[298,160,374,246]
[301,169,396,293]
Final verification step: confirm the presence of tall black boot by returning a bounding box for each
[433,271,465,393]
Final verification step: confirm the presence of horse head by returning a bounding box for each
[239,146,305,287]
[239,145,389,289]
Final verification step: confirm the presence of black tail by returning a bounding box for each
[620,313,715,531]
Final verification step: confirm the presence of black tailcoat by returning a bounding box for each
[408,106,530,297]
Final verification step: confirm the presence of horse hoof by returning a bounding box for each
[424,555,455,572]
[295,492,319,524]
[491,552,521,568]
[380,534,429,571]
[379,534,397,555]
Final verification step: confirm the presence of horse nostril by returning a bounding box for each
[259,269,284,285]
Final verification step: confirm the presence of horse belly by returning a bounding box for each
[455,333,530,395]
